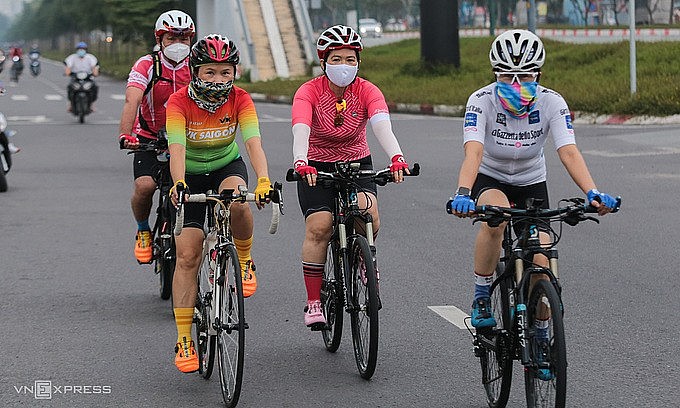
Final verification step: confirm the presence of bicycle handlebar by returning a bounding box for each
[174,182,283,236]
[472,196,621,227]
[285,162,420,185]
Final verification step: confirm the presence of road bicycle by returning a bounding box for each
[174,182,282,407]
[460,197,620,408]
[124,131,175,300]
[287,161,419,379]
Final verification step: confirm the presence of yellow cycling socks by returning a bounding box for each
[174,307,194,343]
[234,236,253,272]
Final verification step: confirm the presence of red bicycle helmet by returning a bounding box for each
[190,34,240,71]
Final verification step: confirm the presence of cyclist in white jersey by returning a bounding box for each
[447,30,620,329]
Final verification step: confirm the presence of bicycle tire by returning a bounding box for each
[349,235,379,379]
[217,244,245,407]
[156,196,175,300]
[479,263,514,408]
[0,171,7,192]
[321,239,343,352]
[524,278,567,408]
[197,246,216,379]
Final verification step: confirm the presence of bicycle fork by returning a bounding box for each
[514,249,561,367]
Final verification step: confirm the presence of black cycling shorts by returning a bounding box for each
[296,156,377,218]
[132,135,164,180]
[182,157,249,229]
[472,173,550,236]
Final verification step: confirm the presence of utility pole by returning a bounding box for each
[420,0,460,67]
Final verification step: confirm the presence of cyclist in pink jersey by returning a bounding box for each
[167,34,272,373]
[118,10,194,264]
[291,25,411,328]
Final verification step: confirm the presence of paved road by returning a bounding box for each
[1,58,678,407]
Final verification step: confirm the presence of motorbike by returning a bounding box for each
[10,56,24,83]
[68,72,96,123]
[28,51,40,76]
[0,112,19,193]
[0,51,5,74]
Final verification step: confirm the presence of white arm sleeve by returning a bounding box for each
[292,123,311,164]
[370,114,403,160]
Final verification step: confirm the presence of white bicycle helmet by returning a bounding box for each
[489,29,545,72]
[155,10,195,41]
[316,25,363,61]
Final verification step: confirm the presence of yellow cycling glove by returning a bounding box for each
[169,179,187,197]
[254,177,272,202]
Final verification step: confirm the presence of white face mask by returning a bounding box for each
[163,43,190,63]
[324,63,358,87]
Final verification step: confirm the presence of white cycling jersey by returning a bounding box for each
[463,83,576,186]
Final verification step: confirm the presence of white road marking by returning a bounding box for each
[110,94,126,100]
[428,305,472,330]
[45,94,64,101]
[582,147,680,157]
[6,115,49,123]
[10,95,29,101]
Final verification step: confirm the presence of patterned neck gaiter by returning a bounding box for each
[495,81,539,119]
[188,77,233,113]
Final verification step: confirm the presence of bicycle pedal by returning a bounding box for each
[308,322,327,332]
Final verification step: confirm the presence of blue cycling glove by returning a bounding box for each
[587,189,620,210]
[447,194,476,214]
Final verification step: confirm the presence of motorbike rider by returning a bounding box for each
[64,42,99,112]
[117,10,195,264]
[28,44,41,76]
[8,44,24,83]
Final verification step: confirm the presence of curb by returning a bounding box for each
[249,93,680,125]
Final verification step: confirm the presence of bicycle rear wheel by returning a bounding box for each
[321,240,343,352]
[524,278,567,408]
[196,245,216,379]
[349,236,379,379]
[478,264,514,408]
[217,244,245,407]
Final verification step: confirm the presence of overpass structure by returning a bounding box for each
[196,0,316,81]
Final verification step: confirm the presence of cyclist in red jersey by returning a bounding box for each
[291,25,411,328]
[118,10,195,264]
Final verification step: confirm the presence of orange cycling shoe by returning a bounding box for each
[174,338,199,373]
[134,230,153,264]
[242,259,257,298]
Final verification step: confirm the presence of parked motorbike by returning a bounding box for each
[10,56,24,83]
[28,51,40,76]
[68,72,96,123]
[0,112,19,193]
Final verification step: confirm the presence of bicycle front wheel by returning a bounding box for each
[156,195,175,300]
[217,244,245,407]
[349,236,379,379]
[321,240,343,352]
[524,278,567,408]
[479,263,514,408]
[197,245,216,379]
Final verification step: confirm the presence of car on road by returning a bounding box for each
[359,18,382,37]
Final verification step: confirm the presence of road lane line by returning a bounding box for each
[10,95,29,101]
[45,94,63,100]
[110,94,125,100]
[582,147,680,157]
[428,305,471,330]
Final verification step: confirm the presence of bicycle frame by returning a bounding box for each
[493,217,562,366]
[328,173,377,313]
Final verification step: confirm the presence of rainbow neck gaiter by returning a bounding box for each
[495,81,538,119]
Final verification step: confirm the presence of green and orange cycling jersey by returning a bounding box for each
[166,85,261,174]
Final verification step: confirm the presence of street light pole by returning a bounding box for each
[629,0,637,94]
